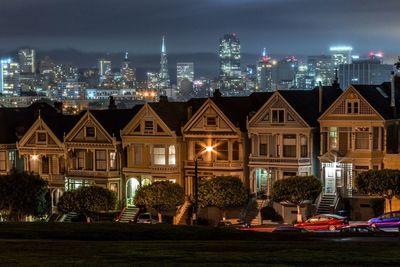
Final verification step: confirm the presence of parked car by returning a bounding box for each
[217,219,250,229]
[340,225,383,233]
[295,214,348,231]
[137,213,158,224]
[272,226,309,233]
[368,211,400,229]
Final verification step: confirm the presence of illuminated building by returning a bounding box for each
[0,59,20,96]
[159,36,170,89]
[330,46,353,67]
[256,48,273,91]
[18,48,36,74]
[338,52,392,88]
[120,52,136,88]
[295,64,314,89]
[147,72,159,89]
[176,62,194,90]
[99,59,112,76]
[272,57,297,89]
[219,33,241,93]
[307,55,333,86]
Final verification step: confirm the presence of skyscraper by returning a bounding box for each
[0,59,20,96]
[18,48,36,74]
[98,59,112,76]
[121,52,136,88]
[176,62,194,89]
[307,55,333,86]
[256,48,273,91]
[330,46,353,68]
[159,36,170,89]
[219,33,241,93]
[338,53,393,88]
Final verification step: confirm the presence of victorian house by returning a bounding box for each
[318,82,398,220]
[121,101,187,207]
[247,87,341,199]
[64,109,138,203]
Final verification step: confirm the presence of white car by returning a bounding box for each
[136,213,159,224]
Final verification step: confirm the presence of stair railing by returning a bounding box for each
[115,207,126,222]
[174,197,191,225]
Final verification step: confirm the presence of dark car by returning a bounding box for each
[368,211,400,229]
[340,225,383,233]
[295,214,348,231]
[272,226,309,233]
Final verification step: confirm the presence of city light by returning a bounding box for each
[329,46,353,51]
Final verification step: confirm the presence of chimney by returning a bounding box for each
[318,81,323,113]
[187,105,192,120]
[54,101,63,113]
[213,89,222,97]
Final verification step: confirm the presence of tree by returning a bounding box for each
[355,169,400,213]
[0,171,50,221]
[198,176,248,220]
[271,175,322,223]
[134,181,184,223]
[57,186,117,222]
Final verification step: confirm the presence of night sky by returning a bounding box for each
[1,0,400,56]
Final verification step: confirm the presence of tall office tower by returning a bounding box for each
[159,36,170,89]
[98,59,112,76]
[272,56,297,89]
[256,48,273,91]
[18,48,36,74]
[121,52,136,88]
[338,53,393,88]
[219,33,241,93]
[0,59,20,96]
[176,62,194,90]
[295,64,314,89]
[307,55,333,86]
[330,46,352,68]
[147,72,160,89]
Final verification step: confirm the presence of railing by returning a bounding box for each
[67,169,120,178]
[150,166,179,173]
[184,161,243,169]
[173,197,191,225]
[249,156,311,165]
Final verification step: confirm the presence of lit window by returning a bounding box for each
[259,135,268,156]
[0,151,6,171]
[134,144,142,165]
[168,145,176,165]
[300,135,308,157]
[144,121,154,134]
[153,145,166,165]
[329,127,338,150]
[283,135,296,157]
[109,152,117,170]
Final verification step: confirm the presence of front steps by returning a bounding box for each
[316,194,336,214]
[117,207,140,223]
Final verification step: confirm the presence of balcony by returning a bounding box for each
[184,160,243,169]
[40,174,65,185]
[249,156,311,166]
[67,169,120,178]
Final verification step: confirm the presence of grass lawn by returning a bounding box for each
[0,223,399,266]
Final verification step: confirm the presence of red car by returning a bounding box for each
[295,214,348,231]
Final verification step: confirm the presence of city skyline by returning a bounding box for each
[0,0,399,56]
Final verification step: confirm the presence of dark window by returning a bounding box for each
[42,156,49,174]
[37,132,47,143]
[194,143,203,157]
[86,151,93,170]
[144,121,154,134]
[283,135,296,157]
[272,110,284,123]
[217,141,229,161]
[373,127,379,150]
[259,135,268,156]
[300,136,308,157]
[133,124,141,133]
[232,141,239,161]
[206,116,217,126]
[85,127,95,137]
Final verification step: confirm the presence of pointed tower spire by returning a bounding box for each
[161,35,166,54]
[124,51,129,61]
[262,47,266,57]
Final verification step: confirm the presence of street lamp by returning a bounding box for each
[193,145,213,225]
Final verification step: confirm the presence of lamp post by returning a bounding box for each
[193,145,213,225]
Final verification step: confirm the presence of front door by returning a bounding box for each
[324,167,336,194]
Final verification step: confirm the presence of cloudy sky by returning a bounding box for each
[0,0,399,56]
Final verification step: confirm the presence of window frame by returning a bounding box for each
[271,109,285,124]
[85,127,96,138]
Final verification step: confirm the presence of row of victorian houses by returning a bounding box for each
[1,77,400,222]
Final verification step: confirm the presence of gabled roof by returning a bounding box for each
[148,101,189,135]
[0,102,59,144]
[89,106,143,140]
[351,83,395,120]
[278,86,342,127]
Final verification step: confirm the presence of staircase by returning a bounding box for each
[316,194,336,214]
[174,199,191,225]
[117,207,140,223]
[244,198,267,226]
[59,212,79,222]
